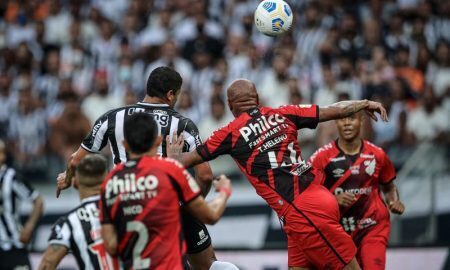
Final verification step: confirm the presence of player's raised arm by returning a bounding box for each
[319,100,389,123]
[183,175,232,225]
[56,146,90,197]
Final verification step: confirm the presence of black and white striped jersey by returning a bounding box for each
[0,165,39,251]
[48,195,118,270]
[81,102,203,164]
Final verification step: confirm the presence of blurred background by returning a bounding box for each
[0,0,449,269]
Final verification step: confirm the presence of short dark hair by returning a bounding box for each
[146,66,182,98]
[124,113,158,154]
[76,154,108,186]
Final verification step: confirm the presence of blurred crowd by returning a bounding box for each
[0,0,449,182]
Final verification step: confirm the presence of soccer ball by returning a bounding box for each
[254,0,293,37]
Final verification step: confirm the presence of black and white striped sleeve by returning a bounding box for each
[81,112,110,153]
[182,119,203,152]
[48,216,71,248]
[12,175,39,201]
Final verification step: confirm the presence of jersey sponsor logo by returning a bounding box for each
[105,174,159,200]
[358,217,377,229]
[334,186,373,196]
[364,159,376,176]
[350,165,360,175]
[332,168,345,177]
[239,114,287,142]
[360,153,374,158]
[289,162,311,176]
[330,156,345,162]
[123,204,143,216]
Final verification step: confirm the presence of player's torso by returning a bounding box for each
[105,102,195,163]
[68,198,118,270]
[103,157,183,270]
[320,141,389,236]
[229,107,313,214]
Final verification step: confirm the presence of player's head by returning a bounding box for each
[123,113,162,156]
[0,139,5,165]
[146,66,183,108]
[336,112,363,142]
[75,154,108,191]
[226,79,259,117]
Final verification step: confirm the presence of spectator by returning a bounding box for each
[394,45,425,94]
[259,53,291,107]
[81,70,123,124]
[34,49,61,107]
[43,0,72,45]
[406,87,449,142]
[0,71,16,140]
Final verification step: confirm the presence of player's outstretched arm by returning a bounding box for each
[166,134,205,169]
[37,244,69,270]
[20,195,44,244]
[56,146,90,197]
[319,100,389,122]
[381,182,405,215]
[101,224,118,256]
[184,175,231,225]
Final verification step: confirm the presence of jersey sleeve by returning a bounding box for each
[48,216,71,248]
[379,151,396,184]
[12,176,39,201]
[182,119,203,152]
[278,104,319,130]
[81,112,110,153]
[308,148,327,185]
[167,160,201,204]
[196,125,233,162]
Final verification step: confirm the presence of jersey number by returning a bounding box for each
[127,221,151,269]
[342,217,356,232]
[89,240,118,270]
[267,142,304,169]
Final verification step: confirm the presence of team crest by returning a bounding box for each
[365,159,376,176]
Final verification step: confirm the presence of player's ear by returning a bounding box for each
[73,176,79,190]
[166,90,175,102]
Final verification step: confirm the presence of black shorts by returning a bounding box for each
[181,209,212,254]
[0,248,31,270]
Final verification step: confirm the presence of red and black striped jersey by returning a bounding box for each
[99,156,200,270]
[196,105,319,216]
[309,140,396,241]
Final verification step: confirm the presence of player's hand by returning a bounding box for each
[388,200,405,215]
[19,224,33,244]
[166,132,184,158]
[214,175,232,197]
[335,192,356,207]
[365,101,388,122]
[56,168,74,198]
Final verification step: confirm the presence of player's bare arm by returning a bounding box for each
[335,192,357,207]
[184,175,231,224]
[193,160,213,196]
[101,224,118,256]
[319,100,388,123]
[381,182,405,215]
[20,195,44,244]
[37,244,68,270]
[56,146,90,197]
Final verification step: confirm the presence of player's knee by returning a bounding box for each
[209,261,240,270]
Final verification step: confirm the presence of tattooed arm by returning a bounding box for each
[319,100,388,122]
[38,244,68,270]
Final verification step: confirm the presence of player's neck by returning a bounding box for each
[337,138,362,155]
[78,188,100,201]
[128,149,158,160]
[141,95,170,106]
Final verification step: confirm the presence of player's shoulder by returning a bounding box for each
[363,140,386,156]
[313,141,336,156]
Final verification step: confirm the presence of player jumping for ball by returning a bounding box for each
[309,112,405,269]
[167,79,390,270]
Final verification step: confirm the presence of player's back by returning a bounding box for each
[48,196,118,270]
[82,102,201,164]
[100,155,200,270]
[197,105,320,215]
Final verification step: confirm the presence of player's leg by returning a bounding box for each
[343,258,361,270]
[357,226,389,270]
[182,210,239,270]
[285,184,359,270]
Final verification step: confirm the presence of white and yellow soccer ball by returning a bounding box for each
[254,0,293,37]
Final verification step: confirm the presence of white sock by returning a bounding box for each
[209,261,240,270]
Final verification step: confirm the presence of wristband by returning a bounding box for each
[219,187,231,198]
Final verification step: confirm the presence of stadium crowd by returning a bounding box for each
[0,0,449,182]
